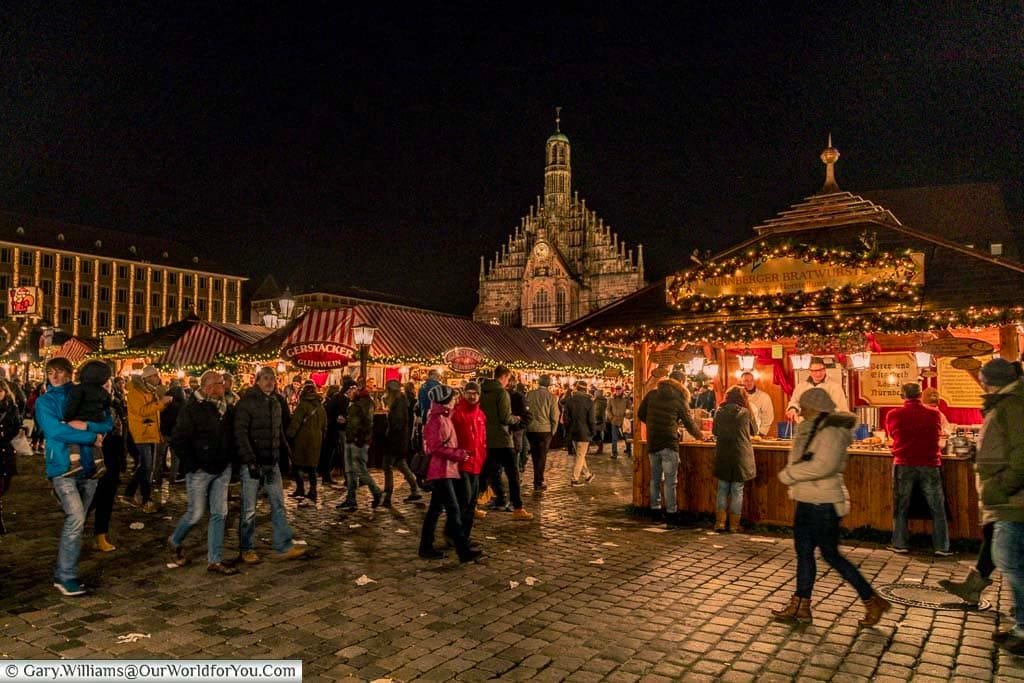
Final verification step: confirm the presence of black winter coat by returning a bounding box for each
[563,391,597,442]
[234,388,285,466]
[386,393,411,457]
[171,395,235,474]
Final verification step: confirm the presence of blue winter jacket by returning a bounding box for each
[36,382,114,479]
[417,378,440,422]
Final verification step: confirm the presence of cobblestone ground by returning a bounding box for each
[2,449,1024,682]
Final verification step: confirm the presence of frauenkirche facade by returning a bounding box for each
[473,112,645,329]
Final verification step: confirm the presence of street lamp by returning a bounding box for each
[278,288,296,320]
[352,323,377,380]
[262,304,280,329]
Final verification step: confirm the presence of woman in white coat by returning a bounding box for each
[772,388,891,627]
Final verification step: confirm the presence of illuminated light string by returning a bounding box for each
[671,281,922,314]
[667,241,920,307]
[553,306,1024,353]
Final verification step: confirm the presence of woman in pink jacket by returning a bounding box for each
[418,384,484,563]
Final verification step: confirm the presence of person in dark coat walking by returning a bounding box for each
[382,379,420,506]
[319,385,344,487]
[0,380,22,534]
[712,386,757,532]
[563,381,597,486]
[287,382,327,506]
[168,371,239,574]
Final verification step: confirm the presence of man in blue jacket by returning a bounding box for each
[35,357,113,596]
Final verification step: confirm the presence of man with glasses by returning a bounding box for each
[36,358,113,596]
[786,357,849,421]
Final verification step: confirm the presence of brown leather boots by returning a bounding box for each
[772,596,812,623]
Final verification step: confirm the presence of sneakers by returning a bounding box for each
[207,562,239,575]
[297,498,312,508]
[886,545,908,554]
[275,546,307,561]
[934,549,955,557]
[53,579,87,596]
[511,508,533,521]
[404,493,423,502]
[570,479,584,487]
[288,490,306,499]
[238,550,261,565]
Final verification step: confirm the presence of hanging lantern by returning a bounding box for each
[850,351,872,371]
[737,351,756,372]
[914,351,933,369]
[684,356,705,377]
[790,353,812,370]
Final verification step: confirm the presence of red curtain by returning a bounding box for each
[733,348,794,396]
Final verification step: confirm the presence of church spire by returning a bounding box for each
[544,109,571,220]
[555,106,561,133]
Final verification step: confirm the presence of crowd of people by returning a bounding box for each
[8,357,632,597]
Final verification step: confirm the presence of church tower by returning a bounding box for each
[474,111,645,329]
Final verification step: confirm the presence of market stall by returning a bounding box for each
[556,144,1024,540]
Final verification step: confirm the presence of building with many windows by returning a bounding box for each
[0,212,246,338]
[473,113,646,329]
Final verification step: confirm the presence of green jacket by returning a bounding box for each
[287,393,327,468]
[345,391,375,448]
[479,378,514,449]
[976,380,1024,523]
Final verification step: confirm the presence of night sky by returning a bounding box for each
[1,4,1021,316]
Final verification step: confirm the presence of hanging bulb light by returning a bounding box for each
[737,350,756,372]
[790,353,812,370]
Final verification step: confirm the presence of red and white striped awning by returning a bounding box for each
[158,322,274,367]
[55,337,98,364]
[285,308,356,346]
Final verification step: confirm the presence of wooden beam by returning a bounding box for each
[1000,324,1020,361]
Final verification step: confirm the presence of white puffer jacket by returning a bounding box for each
[778,412,858,516]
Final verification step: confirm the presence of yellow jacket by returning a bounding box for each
[127,376,165,444]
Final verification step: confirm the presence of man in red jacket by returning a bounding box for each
[451,381,488,544]
[885,382,951,556]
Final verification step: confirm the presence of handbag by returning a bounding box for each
[11,429,33,457]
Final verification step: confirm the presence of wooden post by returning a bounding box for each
[1000,324,1020,361]
[633,342,650,508]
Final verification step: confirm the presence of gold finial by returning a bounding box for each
[819,132,840,194]
[555,106,562,132]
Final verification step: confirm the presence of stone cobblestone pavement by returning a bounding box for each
[2,449,1024,681]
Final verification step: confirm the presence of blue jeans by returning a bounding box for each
[610,423,631,455]
[993,521,1024,635]
[52,474,98,582]
[794,502,874,600]
[891,465,949,552]
[239,464,294,554]
[170,465,231,564]
[124,443,156,503]
[649,447,679,513]
[344,443,381,503]
[717,480,744,515]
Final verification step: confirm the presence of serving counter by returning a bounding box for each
[631,440,981,541]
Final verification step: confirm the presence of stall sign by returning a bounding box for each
[8,286,41,317]
[648,347,692,366]
[858,352,916,406]
[443,347,484,374]
[937,356,984,408]
[101,332,126,352]
[670,252,925,300]
[282,341,354,370]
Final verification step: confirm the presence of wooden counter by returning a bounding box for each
[631,440,981,540]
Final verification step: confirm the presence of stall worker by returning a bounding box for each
[785,357,848,421]
[884,382,951,556]
[740,371,774,436]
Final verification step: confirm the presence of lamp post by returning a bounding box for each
[352,323,377,381]
[278,288,296,322]
[262,304,280,329]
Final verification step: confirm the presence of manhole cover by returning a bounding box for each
[876,582,990,611]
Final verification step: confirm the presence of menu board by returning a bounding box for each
[859,353,916,406]
[937,357,984,408]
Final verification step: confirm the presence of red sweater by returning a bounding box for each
[885,399,942,467]
[451,399,487,475]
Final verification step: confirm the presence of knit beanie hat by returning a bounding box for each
[799,387,836,413]
[980,358,1021,387]
[463,381,480,393]
[427,384,455,405]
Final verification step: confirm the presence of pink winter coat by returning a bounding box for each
[424,403,468,481]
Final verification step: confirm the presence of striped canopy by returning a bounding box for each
[157,322,273,367]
